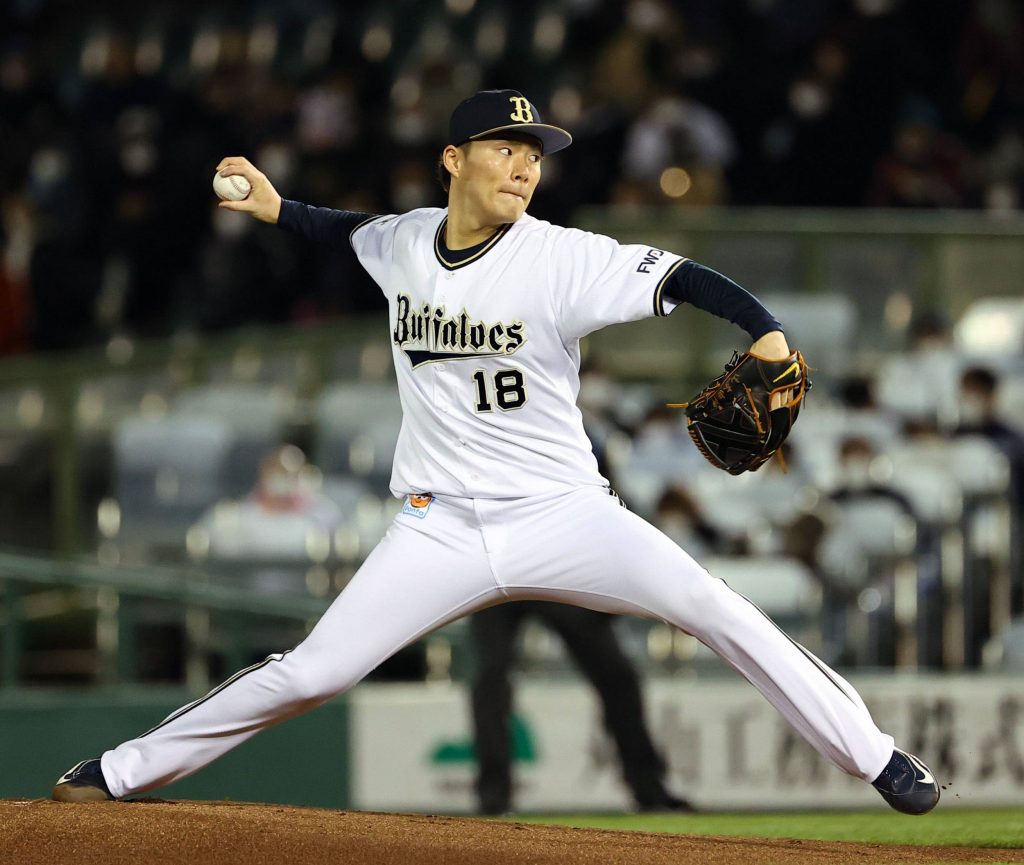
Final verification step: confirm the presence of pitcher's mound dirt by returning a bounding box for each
[2,800,1021,865]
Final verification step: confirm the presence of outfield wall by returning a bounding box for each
[351,674,1024,812]
[0,688,349,807]
[3,675,1020,810]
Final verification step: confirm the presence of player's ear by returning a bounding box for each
[442,144,464,180]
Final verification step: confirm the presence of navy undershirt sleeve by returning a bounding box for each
[277,199,376,251]
[662,260,782,340]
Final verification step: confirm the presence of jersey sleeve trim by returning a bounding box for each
[654,258,688,317]
[347,214,387,250]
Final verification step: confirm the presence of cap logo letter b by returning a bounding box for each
[508,96,534,123]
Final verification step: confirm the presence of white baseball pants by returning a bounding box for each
[102,486,894,797]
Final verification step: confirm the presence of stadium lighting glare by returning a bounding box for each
[659,167,692,198]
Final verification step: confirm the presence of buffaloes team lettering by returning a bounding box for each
[636,248,665,274]
[393,293,526,368]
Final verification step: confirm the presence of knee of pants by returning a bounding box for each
[662,570,751,637]
[278,650,366,706]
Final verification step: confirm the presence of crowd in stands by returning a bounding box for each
[580,311,1024,671]
[1,0,1024,356]
[70,308,1017,676]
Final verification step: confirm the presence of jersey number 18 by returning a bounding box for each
[472,369,527,412]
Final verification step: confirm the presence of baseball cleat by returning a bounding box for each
[636,793,696,813]
[52,758,114,802]
[872,748,939,815]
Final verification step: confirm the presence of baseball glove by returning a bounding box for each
[672,350,811,475]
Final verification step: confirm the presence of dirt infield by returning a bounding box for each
[2,800,1022,865]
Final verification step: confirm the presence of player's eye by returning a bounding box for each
[499,147,512,156]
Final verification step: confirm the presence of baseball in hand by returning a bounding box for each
[213,171,251,202]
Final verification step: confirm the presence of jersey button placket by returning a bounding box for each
[427,273,449,408]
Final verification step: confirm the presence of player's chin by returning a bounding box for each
[496,195,527,220]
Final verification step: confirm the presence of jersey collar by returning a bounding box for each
[434,216,512,271]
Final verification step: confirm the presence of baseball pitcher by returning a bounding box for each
[54,90,938,816]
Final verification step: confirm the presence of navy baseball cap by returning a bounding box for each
[449,89,573,155]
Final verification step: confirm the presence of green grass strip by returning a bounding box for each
[513,809,1024,849]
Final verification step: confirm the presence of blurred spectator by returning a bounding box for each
[654,485,732,560]
[194,444,343,594]
[868,101,970,207]
[830,436,915,517]
[956,0,1024,149]
[591,0,679,112]
[825,436,918,666]
[1,3,1022,354]
[875,310,962,429]
[762,36,875,206]
[0,195,30,355]
[621,91,737,205]
[183,206,297,332]
[954,366,1024,507]
[0,263,27,356]
[615,405,703,516]
[836,376,902,451]
[977,124,1024,213]
[296,72,360,156]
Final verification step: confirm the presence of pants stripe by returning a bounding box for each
[139,650,294,739]
[724,583,857,705]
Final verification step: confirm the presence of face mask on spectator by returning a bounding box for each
[840,457,872,489]
[958,395,988,426]
[264,473,300,498]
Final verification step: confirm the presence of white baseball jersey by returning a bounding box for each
[350,209,685,499]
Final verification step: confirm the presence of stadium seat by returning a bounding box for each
[875,351,965,426]
[996,372,1024,430]
[313,382,403,481]
[662,556,822,674]
[818,496,918,664]
[758,293,857,378]
[113,416,236,549]
[983,616,1024,670]
[703,555,820,618]
[75,370,175,431]
[886,446,964,525]
[174,383,292,496]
